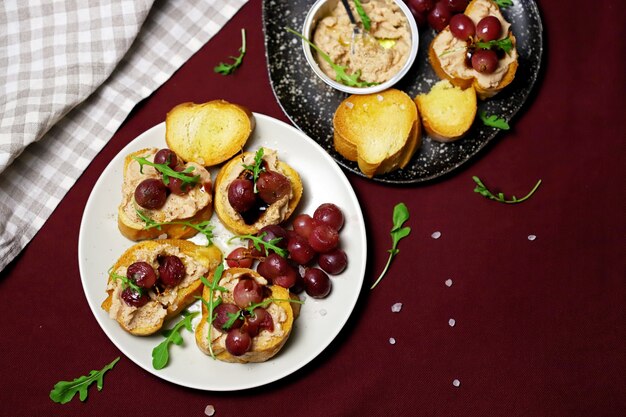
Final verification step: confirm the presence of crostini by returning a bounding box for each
[102,239,222,336]
[213,147,303,235]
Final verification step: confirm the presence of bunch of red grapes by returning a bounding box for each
[226,203,347,299]
[404,0,469,32]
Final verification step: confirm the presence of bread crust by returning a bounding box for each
[333,88,421,177]
[101,239,222,336]
[117,148,213,241]
[195,267,296,363]
[213,149,303,235]
[165,100,255,167]
[428,0,518,100]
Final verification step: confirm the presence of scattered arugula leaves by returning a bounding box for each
[198,264,228,359]
[229,231,288,258]
[285,27,377,88]
[49,357,120,404]
[109,269,144,296]
[479,111,510,130]
[353,0,371,31]
[132,156,200,187]
[475,37,513,54]
[241,148,266,193]
[371,203,411,290]
[152,311,198,370]
[214,28,247,75]
[135,209,214,244]
[472,176,542,204]
[494,0,514,8]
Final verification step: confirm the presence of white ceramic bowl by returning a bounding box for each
[301,0,419,95]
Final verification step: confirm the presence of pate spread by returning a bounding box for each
[120,148,212,224]
[107,245,208,331]
[432,0,517,89]
[219,149,293,228]
[313,0,411,84]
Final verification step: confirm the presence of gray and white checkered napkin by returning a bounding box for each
[0,0,247,271]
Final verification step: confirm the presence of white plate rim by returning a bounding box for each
[78,113,367,391]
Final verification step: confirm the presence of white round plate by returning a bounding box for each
[78,113,367,391]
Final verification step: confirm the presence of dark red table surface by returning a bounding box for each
[1,1,624,416]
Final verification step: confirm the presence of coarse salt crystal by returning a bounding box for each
[453,379,461,387]
[389,337,396,345]
[528,234,537,241]
[431,231,441,239]
[345,101,354,109]
[205,405,215,416]
[448,318,456,327]
[445,279,453,287]
[319,309,327,316]
[391,302,403,313]
[377,94,384,101]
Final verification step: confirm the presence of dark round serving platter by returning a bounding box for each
[262,0,543,184]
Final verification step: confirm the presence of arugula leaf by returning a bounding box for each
[199,264,227,359]
[214,28,247,75]
[353,0,371,31]
[494,0,514,8]
[49,357,120,404]
[135,209,214,244]
[229,231,288,258]
[109,269,144,296]
[152,311,198,370]
[222,297,305,330]
[370,203,411,290]
[285,27,378,88]
[479,111,510,130]
[132,156,200,187]
[241,148,266,193]
[475,37,513,54]
[472,176,542,204]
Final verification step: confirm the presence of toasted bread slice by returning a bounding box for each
[101,239,222,336]
[333,88,421,178]
[117,148,213,241]
[165,100,255,166]
[429,0,518,100]
[213,148,303,235]
[195,268,297,363]
[415,80,477,142]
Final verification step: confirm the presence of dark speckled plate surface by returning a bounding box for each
[262,0,543,184]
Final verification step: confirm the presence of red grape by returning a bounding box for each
[225,328,251,356]
[445,0,469,12]
[272,264,299,289]
[256,253,290,281]
[313,203,344,231]
[287,234,316,265]
[257,170,291,204]
[318,248,348,275]
[153,149,178,169]
[134,178,168,209]
[212,303,242,331]
[157,255,185,287]
[233,278,264,309]
[308,224,339,253]
[303,268,331,298]
[427,2,452,32]
[246,307,273,337]
[476,16,502,41]
[228,178,256,213]
[450,13,475,40]
[126,262,157,288]
[471,49,498,73]
[121,287,149,307]
[258,225,289,253]
[292,213,317,239]
[407,0,435,13]
[225,247,254,268]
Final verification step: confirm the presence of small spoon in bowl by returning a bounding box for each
[340,0,361,54]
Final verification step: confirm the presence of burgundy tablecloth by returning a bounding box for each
[1,1,624,416]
